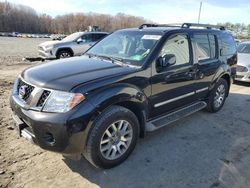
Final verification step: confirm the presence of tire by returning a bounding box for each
[84,105,139,169]
[56,50,72,59]
[206,78,228,113]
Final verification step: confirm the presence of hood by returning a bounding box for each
[238,53,250,66]
[22,56,135,91]
[39,40,62,46]
[39,40,71,48]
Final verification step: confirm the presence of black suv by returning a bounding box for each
[10,23,237,168]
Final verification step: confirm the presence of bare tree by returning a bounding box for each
[0,1,148,34]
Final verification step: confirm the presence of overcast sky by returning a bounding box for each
[5,0,250,24]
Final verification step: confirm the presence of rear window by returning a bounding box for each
[220,34,236,56]
[192,34,217,62]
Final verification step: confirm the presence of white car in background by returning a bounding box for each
[38,32,108,59]
[235,41,250,82]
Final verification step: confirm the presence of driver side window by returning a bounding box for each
[81,34,92,42]
[160,34,190,65]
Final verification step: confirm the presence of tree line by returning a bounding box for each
[0,1,147,34]
[1,1,250,37]
[218,22,250,38]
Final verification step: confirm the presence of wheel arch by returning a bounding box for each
[114,101,147,138]
[217,73,231,96]
[210,64,231,97]
[87,84,149,138]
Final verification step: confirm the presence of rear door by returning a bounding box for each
[190,33,221,98]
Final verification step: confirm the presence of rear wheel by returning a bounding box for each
[56,50,72,59]
[206,78,228,112]
[84,105,139,168]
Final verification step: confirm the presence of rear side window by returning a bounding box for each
[208,35,216,58]
[192,34,217,62]
[220,34,236,56]
[93,34,107,42]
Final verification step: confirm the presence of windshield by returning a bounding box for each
[87,31,162,66]
[62,32,84,42]
[238,43,250,54]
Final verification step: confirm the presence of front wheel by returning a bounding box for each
[206,78,228,112]
[84,105,139,168]
[56,50,72,59]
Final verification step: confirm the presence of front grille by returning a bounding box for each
[236,65,248,72]
[17,79,35,101]
[37,90,51,107]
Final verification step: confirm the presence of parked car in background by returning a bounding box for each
[11,32,19,37]
[235,41,250,82]
[235,39,242,46]
[38,32,108,59]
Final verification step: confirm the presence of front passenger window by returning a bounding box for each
[160,34,190,65]
[81,34,92,42]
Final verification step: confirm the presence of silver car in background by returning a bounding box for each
[235,41,250,82]
[38,32,108,59]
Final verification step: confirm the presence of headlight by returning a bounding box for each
[44,45,53,51]
[43,90,85,113]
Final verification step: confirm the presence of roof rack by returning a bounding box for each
[138,23,225,30]
[138,23,182,29]
[181,23,225,30]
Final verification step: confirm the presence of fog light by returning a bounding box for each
[43,132,56,146]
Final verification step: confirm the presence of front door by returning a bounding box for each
[150,33,197,118]
[73,34,95,55]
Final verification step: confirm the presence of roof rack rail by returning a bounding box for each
[181,23,225,30]
[138,23,225,30]
[138,23,182,29]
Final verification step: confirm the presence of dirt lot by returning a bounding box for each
[0,37,250,188]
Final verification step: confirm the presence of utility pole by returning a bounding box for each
[198,2,202,24]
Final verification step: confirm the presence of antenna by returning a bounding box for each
[198,2,202,24]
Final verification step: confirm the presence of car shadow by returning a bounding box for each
[63,92,250,188]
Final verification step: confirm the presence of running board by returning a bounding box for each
[146,101,207,132]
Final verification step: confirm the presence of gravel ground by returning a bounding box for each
[0,37,47,65]
[0,37,250,188]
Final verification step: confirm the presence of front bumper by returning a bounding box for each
[235,71,250,82]
[38,48,57,59]
[10,95,95,155]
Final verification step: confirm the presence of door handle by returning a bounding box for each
[188,69,204,79]
[187,69,196,76]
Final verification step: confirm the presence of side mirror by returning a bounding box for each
[76,38,84,43]
[157,54,176,69]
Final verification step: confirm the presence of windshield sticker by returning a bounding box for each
[142,35,162,40]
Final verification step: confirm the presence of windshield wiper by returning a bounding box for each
[85,53,139,68]
[86,53,124,64]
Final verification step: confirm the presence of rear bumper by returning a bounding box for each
[10,95,96,155]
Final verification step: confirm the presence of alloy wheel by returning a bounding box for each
[99,120,133,160]
[213,84,226,108]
